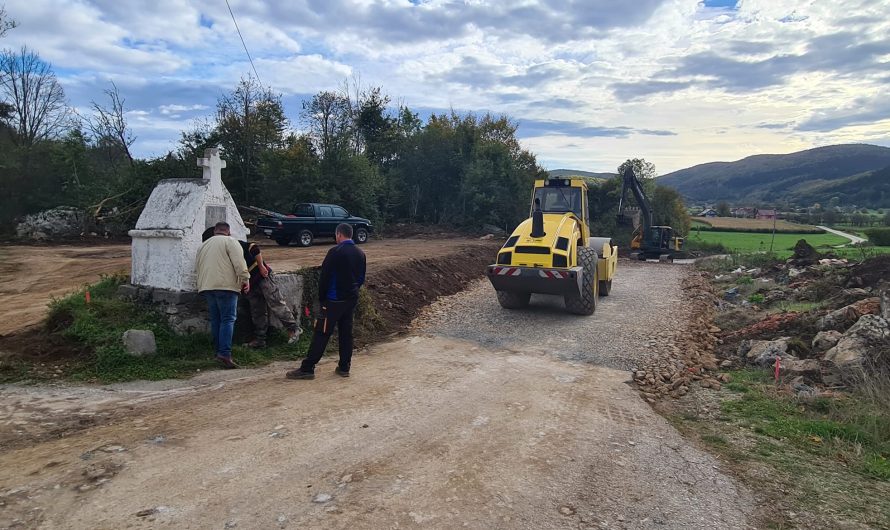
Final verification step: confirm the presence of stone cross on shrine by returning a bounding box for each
[198,148,227,196]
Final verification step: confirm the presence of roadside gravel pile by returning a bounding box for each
[632,272,728,401]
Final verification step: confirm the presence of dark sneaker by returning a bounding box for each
[335,367,350,377]
[215,356,239,369]
[244,339,267,349]
[286,369,315,380]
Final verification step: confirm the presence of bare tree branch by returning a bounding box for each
[0,7,17,39]
[88,81,135,168]
[0,46,69,148]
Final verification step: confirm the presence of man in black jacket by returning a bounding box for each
[287,223,366,380]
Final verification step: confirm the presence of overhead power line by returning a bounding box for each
[224,0,262,85]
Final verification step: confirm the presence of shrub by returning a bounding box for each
[748,293,765,304]
[865,227,890,246]
[685,239,729,253]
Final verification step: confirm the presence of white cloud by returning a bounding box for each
[159,104,210,114]
[1,0,888,171]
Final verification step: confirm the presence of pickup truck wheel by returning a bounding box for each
[298,230,314,247]
[355,227,369,244]
[496,290,530,309]
[565,247,598,315]
[275,237,291,247]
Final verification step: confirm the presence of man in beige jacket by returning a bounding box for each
[196,222,250,368]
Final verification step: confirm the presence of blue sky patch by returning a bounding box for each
[702,0,739,9]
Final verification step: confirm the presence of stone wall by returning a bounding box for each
[118,272,305,336]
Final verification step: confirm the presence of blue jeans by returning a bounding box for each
[203,290,239,359]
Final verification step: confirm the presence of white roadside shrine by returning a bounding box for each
[128,148,248,292]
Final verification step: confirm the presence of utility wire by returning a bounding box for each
[224,0,262,85]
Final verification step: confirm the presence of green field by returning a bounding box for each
[688,230,848,256]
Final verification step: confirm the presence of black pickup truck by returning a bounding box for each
[255,203,373,247]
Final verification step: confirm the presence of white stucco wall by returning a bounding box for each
[130,175,249,292]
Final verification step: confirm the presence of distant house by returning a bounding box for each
[756,209,777,220]
[699,208,718,217]
[731,207,756,218]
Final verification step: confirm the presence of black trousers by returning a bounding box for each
[300,298,357,373]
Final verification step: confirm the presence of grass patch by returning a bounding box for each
[38,275,309,383]
[684,238,729,254]
[828,245,890,261]
[673,369,890,528]
[687,230,849,258]
[768,301,822,314]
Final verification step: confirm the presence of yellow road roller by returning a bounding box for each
[485,178,617,315]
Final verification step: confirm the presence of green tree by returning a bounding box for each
[302,90,351,166]
[716,201,731,217]
[617,158,657,179]
[216,76,289,204]
[822,208,839,226]
[850,212,866,227]
[652,186,691,236]
[616,158,657,209]
[0,47,71,222]
[883,210,890,227]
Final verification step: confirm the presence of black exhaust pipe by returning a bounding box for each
[531,198,545,238]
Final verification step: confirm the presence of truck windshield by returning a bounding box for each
[533,187,582,216]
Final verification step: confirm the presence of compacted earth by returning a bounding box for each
[0,257,758,529]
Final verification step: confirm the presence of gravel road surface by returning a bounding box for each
[0,260,756,529]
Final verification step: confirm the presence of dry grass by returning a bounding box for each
[693,217,822,232]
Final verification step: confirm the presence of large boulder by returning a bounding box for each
[743,338,797,367]
[15,206,85,241]
[818,297,881,331]
[823,314,890,371]
[122,329,157,356]
[812,330,842,353]
[783,359,822,383]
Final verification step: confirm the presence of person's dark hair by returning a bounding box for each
[201,226,215,242]
[214,222,230,234]
[336,223,353,239]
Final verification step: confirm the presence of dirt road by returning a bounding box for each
[0,261,755,529]
[0,238,491,336]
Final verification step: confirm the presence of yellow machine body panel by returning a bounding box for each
[496,212,583,269]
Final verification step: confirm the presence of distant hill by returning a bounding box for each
[548,169,615,180]
[658,144,890,207]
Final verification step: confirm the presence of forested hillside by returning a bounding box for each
[658,144,890,206]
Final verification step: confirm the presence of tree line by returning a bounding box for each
[0,53,547,235]
[0,18,689,240]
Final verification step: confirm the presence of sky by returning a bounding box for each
[2,0,889,174]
